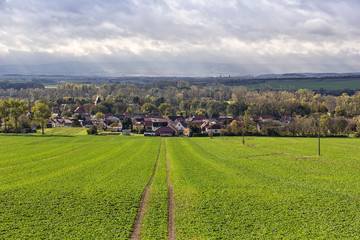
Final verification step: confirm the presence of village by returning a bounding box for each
[45,96,292,137]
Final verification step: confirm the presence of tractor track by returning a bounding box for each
[130,141,162,240]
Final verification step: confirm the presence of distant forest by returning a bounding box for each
[0,78,360,119]
[1,76,360,137]
[1,73,360,94]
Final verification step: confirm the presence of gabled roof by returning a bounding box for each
[73,106,86,114]
[177,121,187,127]
[154,126,176,133]
[148,113,164,119]
[188,121,203,127]
[174,118,185,122]
[206,124,222,129]
[192,115,207,120]
[144,121,153,127]
[64,119,72,124]
[131,113,146,118]
[153,121,168,127]
[168,115,183,121]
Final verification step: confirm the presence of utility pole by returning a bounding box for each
[243,111,249,145]
[312,112,321,156]
[242,128,245,145]
[318,116,321,156]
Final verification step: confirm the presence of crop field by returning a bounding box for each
[0,133,161,238]
[1,132,360,239]
[245,79,360,90]
[43,127,87,135]
[167,137,360,239]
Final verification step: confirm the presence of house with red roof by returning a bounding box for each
[154,126,177,137]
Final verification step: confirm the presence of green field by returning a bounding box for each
[246,79,360,90]
[43,127,88,135]
[1,130,360,239]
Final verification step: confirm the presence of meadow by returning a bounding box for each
[1,129,360,239]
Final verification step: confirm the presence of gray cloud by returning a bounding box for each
[0,0,359,74]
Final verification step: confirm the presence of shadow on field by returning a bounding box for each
[0,134,74,138]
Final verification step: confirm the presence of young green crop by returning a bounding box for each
[0,134,161,239]
[140,138,168,239]
[43,127,87,135]
[166,137,360,239]
[2,134,360,239]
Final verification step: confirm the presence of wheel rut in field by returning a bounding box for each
[130,141,162,240]
[165,139,176,240]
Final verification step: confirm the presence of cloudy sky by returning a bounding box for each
[0,0,360,75]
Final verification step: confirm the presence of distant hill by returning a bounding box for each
[0,61,359,77]
[256,72,360,79]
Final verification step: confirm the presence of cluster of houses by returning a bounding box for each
[47,103,293,136]
[131,113,230,136]
[49,106,234,136]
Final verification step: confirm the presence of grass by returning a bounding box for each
[1,133,360,238]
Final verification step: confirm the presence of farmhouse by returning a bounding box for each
[174,121,187,132]
[73,106,86,115]
[143,120,153,132]
[152,120,168,131]
[202,123,222,134]
[154,126,177,137]
[64,119,72,127]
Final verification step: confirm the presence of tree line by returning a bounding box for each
[1,83,360,117]
[0,99,51,134]
[1,82,360,136]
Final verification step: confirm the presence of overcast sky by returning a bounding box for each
[0,0,359,74]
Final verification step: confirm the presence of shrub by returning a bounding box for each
[87,126,98,135]
[208,132,213,138]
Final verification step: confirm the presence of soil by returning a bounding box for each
[130,142,162,240]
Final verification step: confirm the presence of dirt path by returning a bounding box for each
[130,141,162,240]
[165,139,176,240]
